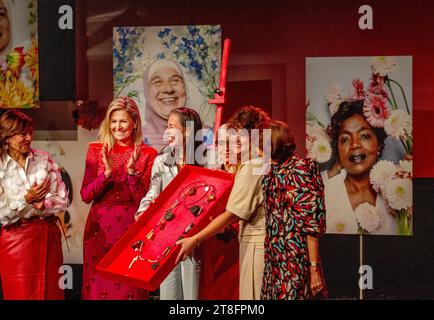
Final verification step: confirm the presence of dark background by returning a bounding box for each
[1,0,434,299]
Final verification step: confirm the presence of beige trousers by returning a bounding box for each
[239,240,265,300]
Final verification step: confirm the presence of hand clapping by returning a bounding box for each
[126,143,141,175]
[101,143,113,178]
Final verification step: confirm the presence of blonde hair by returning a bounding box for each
[99,97,143,150]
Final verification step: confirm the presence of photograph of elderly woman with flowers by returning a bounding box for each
[306,56,412,236]
[113,25,221,151]
[0,0,38,109]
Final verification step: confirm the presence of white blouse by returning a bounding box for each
[324,170,398,235]
[0,149,69,226]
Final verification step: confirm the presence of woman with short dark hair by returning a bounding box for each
[261,120,327,300]
[0,110,69,300]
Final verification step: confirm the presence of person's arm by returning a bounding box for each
[80,144,112,204]
[307,235,327,298]
[298,159,327,236]
[176,210,239,263]
[135,156,163,220]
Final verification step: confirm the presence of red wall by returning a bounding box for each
[80,0,434,176]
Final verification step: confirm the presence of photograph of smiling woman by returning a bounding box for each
[324,100,398,235]
[142,59,188,152]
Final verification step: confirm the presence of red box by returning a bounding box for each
[96,165,234,292]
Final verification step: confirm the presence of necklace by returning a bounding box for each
[128,180,216,271]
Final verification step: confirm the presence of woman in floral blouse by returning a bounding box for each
[261,120,327,300]
[0,110,69,300]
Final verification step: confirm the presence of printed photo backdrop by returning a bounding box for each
[306,56,413,236]
[0,0,39,108]
[113,25,221,151]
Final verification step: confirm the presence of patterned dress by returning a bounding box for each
[261,154,326,300]
[80,142,157,300]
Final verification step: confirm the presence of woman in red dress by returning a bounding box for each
[81,97,157,300]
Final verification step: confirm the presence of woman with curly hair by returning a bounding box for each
[325,100,397,234]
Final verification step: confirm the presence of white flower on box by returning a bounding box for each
[0,171,4,179]
[354,202,384,233]
[384,178,412,210]
[307,137,332,163]
[370,56,397,77]
[370,160,397,192]
[0,200,6,208]
[384,109,412,139]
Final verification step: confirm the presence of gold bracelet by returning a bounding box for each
[309,261,321,267]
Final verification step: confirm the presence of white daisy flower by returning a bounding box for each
[384,110,412,139]
[398,159,412,175]
[354,202,384,233]
[370,160,397,192]
[371,56,397,77]
[307,136,332,163]
[384,178,412,210]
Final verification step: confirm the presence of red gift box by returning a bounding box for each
[96,165,234,292]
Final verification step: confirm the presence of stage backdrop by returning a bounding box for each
[0,0,39,108]
[306,56,413,236]
[113,25,221,151]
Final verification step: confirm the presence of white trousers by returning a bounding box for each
[159,255,202,300]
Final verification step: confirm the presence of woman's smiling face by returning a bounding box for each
[337,114,379,177]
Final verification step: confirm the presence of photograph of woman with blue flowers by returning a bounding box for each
[113,25,221,152]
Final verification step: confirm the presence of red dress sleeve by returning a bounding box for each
[80,143,112,204]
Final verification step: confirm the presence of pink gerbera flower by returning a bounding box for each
[368,74,388,99]
[351,78,366,100]
[363,93,390,128]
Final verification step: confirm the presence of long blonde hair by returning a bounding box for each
[99,97,143,150]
